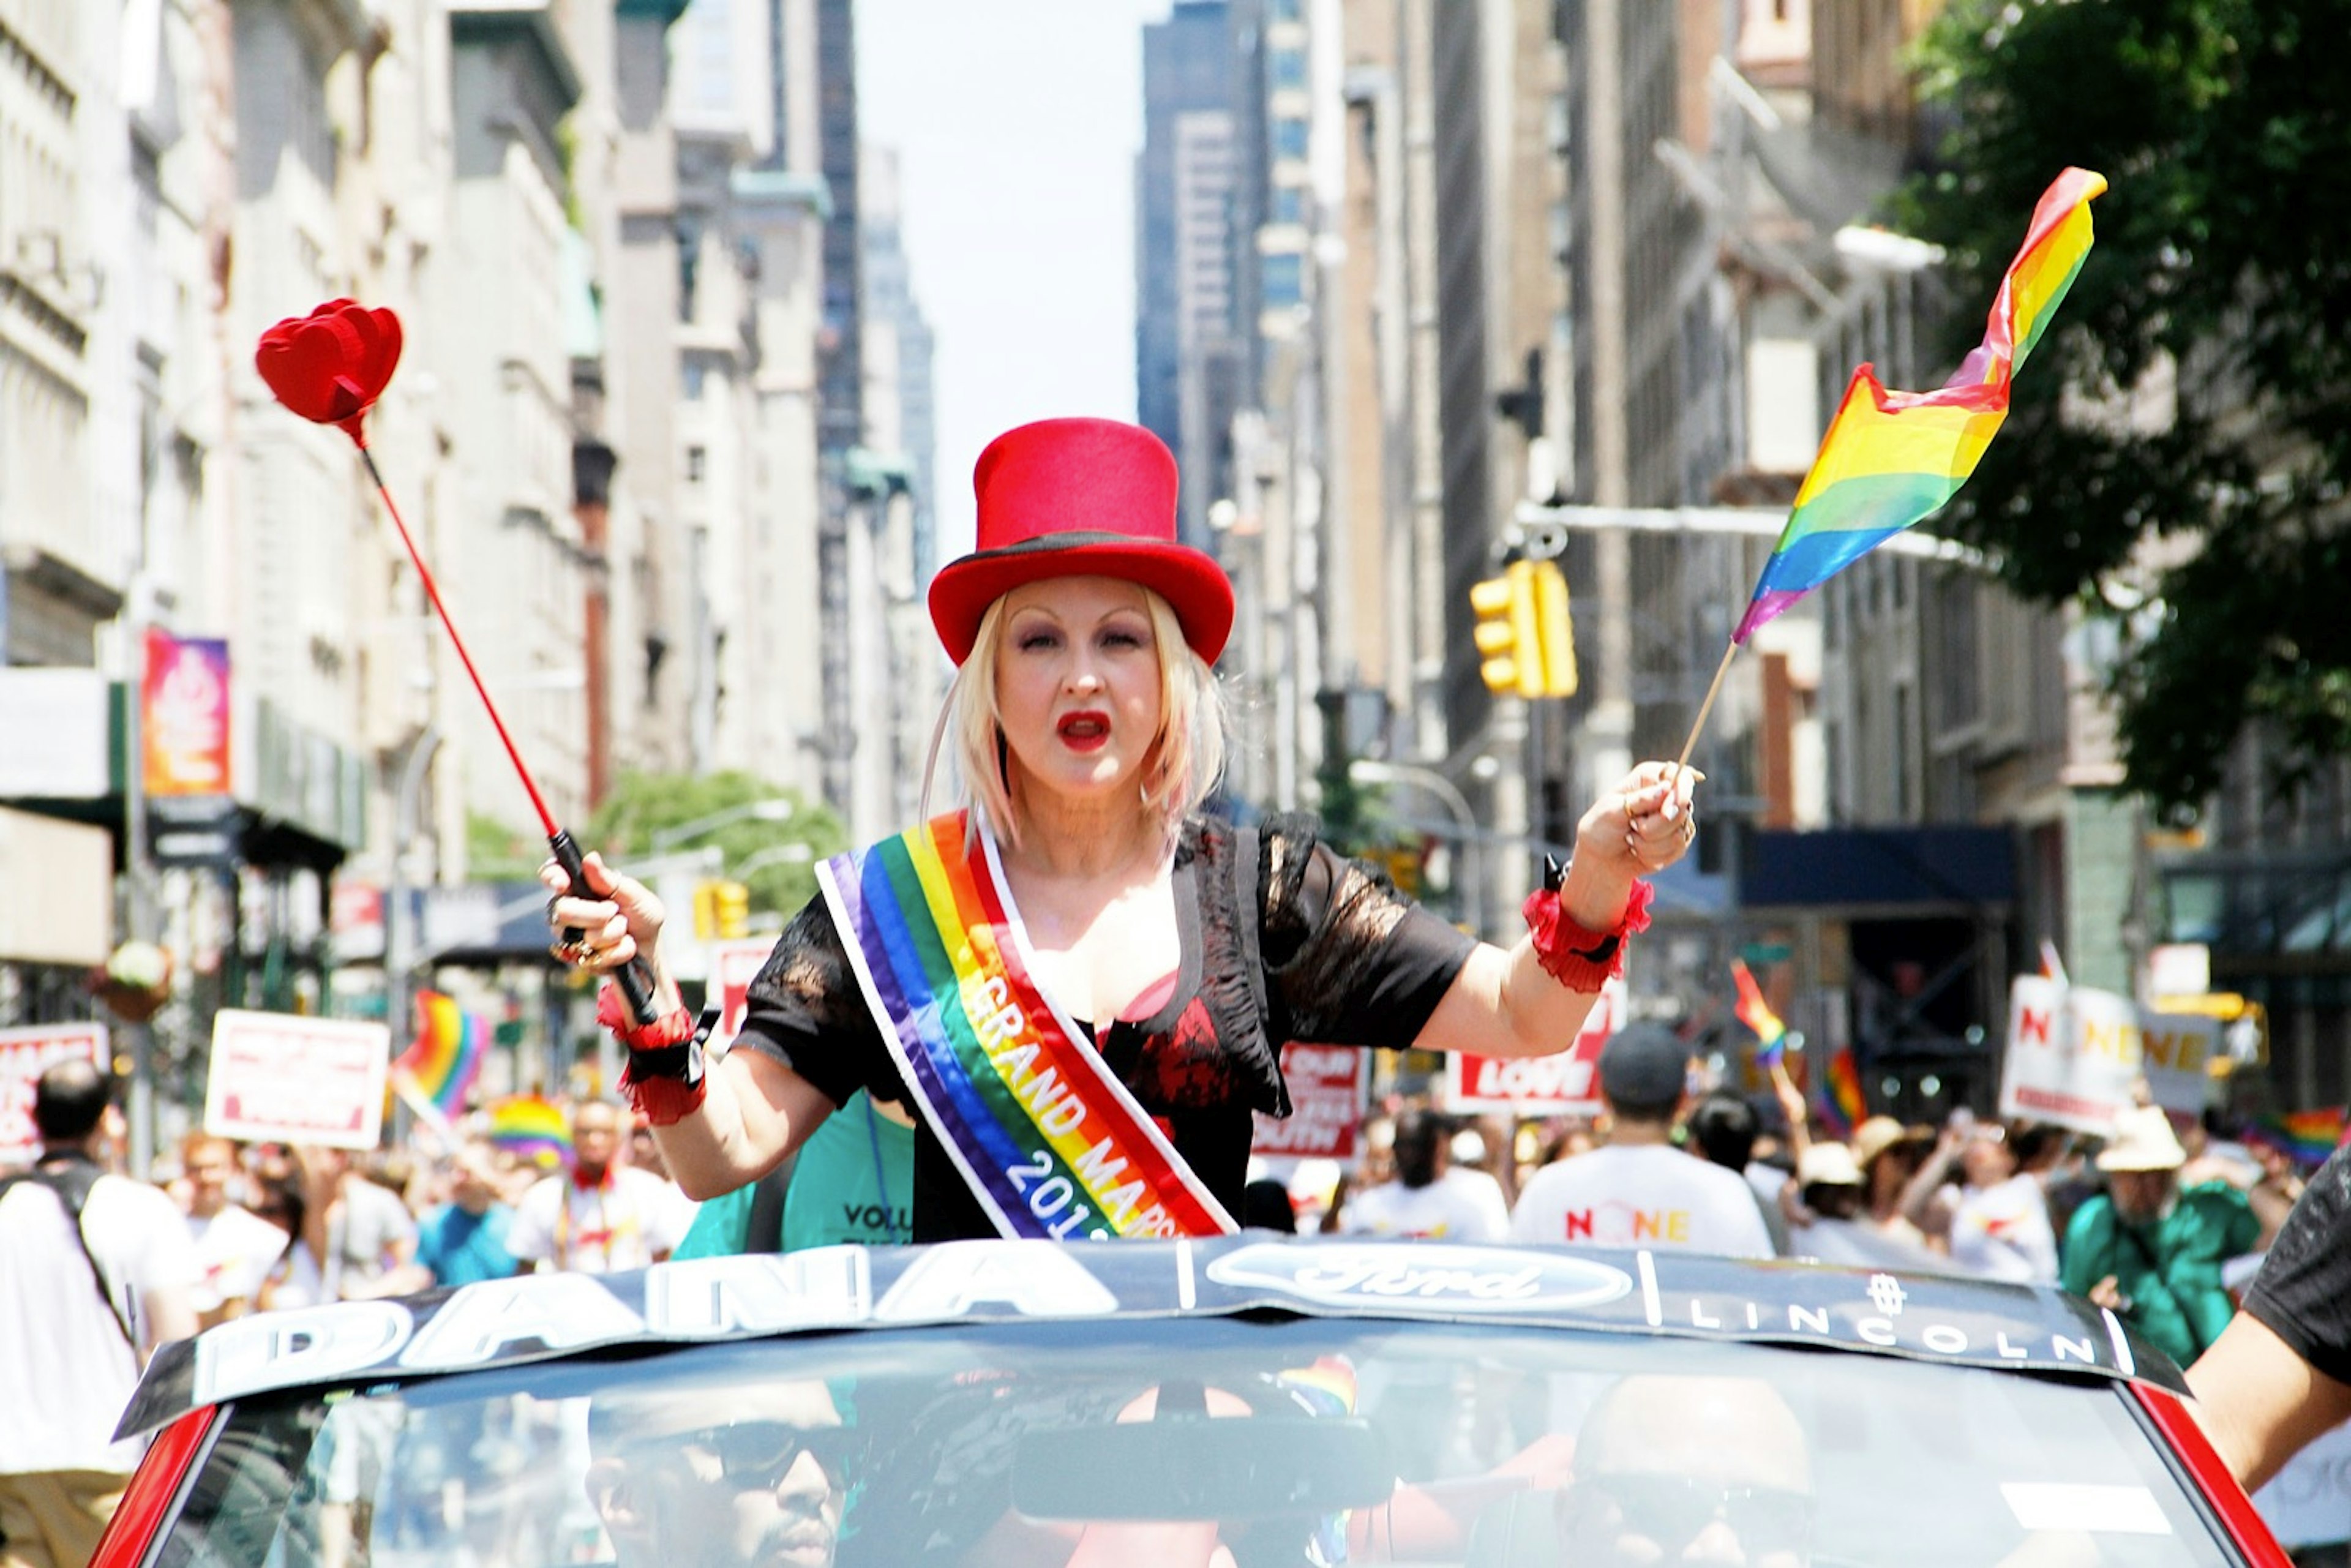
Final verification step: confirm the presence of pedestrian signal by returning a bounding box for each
[714,880,751,939]
[1470,558,1575,696]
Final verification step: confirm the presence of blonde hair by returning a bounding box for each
[923,585,1226,847]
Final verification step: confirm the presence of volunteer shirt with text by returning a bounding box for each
[1509,1143,1775,1257]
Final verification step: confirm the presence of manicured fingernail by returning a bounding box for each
[1661,797,1680,820]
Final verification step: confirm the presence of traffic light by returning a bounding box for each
[692,880,720,939]
[1529,557,1577,697]
[713,880,751,939]
[1470,561,1543,696]
[1469,558,1576,696]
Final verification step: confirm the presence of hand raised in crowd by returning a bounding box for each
[541,852,668,975]
[1573,761,1702,885]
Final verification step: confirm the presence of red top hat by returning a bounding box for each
[927,418,1234,666]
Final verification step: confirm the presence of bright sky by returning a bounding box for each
[856,0,1172,560]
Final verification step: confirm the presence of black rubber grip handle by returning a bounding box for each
[549,829,662,1027]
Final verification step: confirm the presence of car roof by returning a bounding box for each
[120,1236,2178,1438]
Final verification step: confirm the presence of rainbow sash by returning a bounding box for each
[817,812,1236,1240]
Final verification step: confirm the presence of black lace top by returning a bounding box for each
[731,812,1475,1241]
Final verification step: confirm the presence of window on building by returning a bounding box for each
[682,360,707,400]
[1271,48,1308,92]
[686,446,707,484]
[1893,681,1914,819]
[1269,0,1302,17]
[1261,252,1305,309]
[1270,186,1305,226]
[1273,118,1309,162]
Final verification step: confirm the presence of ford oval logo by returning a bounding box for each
[1207,1243,1633,1313]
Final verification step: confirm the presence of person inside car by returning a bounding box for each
[546,416,1698,1243]
[585,1378,856,1568]
[1554,1374,1813,1567]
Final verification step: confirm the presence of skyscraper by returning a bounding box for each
[1138,1,1242,547]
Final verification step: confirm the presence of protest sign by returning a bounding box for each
[204,1010,390,1150]
[1442,978,1624,1116]
[706,937,775,1056]
[1999,978,2221,1133]
[0,1021,109,1167]
[1253,1043,1371,1159]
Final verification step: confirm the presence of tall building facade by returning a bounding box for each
[1138,1,1245,550]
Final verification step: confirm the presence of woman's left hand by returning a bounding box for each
[1575,760,1701,882]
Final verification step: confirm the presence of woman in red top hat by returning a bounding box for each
[544,417,1697,1243]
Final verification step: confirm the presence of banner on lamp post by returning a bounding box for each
[142,629,232,797]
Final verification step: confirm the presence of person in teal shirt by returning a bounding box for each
[674,1090,915,1257]
[414,1139,520,1286]
[2062,1106,2259,1369]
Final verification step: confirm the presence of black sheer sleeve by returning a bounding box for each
[729,894,906,1110]
[1258,814,1475,1050]
[2243,1144,2351,1385]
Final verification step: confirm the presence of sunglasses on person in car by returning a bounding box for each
[1573,1472,1814,1558]
[662,1422,865,1487]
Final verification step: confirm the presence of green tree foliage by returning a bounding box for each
[467,811,547,882]
[581,770,847,924]
[1898,0,2351,814]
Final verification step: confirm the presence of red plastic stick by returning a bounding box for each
[357,448,557,838]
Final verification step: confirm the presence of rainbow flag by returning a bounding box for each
[1731,958,1787,1067]
[1817,1048,1865,1140]
[490,1094,571,1168]
[390,990,486,1119]
[1733,167,2107,645]
[2246,1107,2349,1168]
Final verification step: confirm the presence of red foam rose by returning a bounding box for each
[255,299,402,445]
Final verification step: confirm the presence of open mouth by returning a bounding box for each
[1056,711,1111,750]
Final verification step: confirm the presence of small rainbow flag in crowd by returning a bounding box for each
[390,991,486,1119]
[1732,167,2106,645]
[2246,1107,2350,1168]
[1816,1048,1865,1140]
[1731,958,1788,1067]
[490,1094,571,1168]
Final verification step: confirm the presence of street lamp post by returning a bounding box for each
[1347,759,1485,932]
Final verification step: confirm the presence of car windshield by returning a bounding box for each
[154,1318,2229,1568]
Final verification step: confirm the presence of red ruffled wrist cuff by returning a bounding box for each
[1523,878,1654,992]
[596,981,707,1125]
[596,980,696,1049]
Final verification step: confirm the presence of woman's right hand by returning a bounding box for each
[540,851,666,975]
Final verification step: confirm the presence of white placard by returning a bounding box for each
[707,937,776,1056]
[204,1010,390,1150]
[1443,978,1624,1116]
[1998,978,2221,1134]
[0,1021,110,1167]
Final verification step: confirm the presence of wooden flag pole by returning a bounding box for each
[1673,640,1740,775]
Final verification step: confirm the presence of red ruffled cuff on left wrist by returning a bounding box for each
[1523,877,1655,992]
